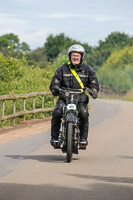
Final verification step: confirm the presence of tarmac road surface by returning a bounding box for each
[0,99,133,200]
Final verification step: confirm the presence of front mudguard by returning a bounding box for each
[66,113,76,123]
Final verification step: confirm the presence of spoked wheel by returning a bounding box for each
[66,122,73,163]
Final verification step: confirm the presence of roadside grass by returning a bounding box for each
[98,89,133,102]
[122,89,133,102]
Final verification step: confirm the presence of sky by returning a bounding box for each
[0,0,133,50]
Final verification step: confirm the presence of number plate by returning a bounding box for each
[66,104,76,111]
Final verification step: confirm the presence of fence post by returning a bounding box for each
[1,100,5,127]
[33,96,35,119]
[13,100,16,125]
[23,98,26,121]
[42,95,44,109]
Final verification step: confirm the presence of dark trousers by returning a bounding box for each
[51,99,89,139]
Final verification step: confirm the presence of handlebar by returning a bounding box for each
[60,87,92,95]
[53,85,94,97]
[61,87,83,94]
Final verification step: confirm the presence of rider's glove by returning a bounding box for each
[53,85,60,92]
[52,85,61,96]
[89,88,98,99]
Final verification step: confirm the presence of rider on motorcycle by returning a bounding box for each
[50,44,99,147]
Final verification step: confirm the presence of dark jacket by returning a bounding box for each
[50,63,99,103]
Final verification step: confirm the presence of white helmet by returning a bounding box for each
[68,44,86,63]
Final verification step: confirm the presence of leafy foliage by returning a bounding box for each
[101,46,133,70]
[26,47,48,68]
[0,31,133,94]
[97,46,133,90]
[44,33,92,62]
[44,33,77,61]
[0,30,133,127]
[98,32,133,51]
[0,33,30,57]
[98,68,132,90]
[89,32,133,68]
[50,53,69,73]
[0,53,52,95]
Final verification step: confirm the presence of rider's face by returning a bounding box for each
[71,52,81,65]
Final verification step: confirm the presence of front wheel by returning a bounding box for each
[66,122,73,163]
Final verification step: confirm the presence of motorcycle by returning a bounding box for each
[53,87,92,163]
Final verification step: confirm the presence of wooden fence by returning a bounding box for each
[0,92,56,127]
[99,85,128,97]
[0,86,129,127]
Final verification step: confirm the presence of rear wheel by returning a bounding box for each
[66,122,73,163]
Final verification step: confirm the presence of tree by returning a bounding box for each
[101,46,133,70]
[97,46,133,90]
[0,52,52,95]
[98,32,132,51]
[0,33,30,56]
[97,68,132,90]
[44,33,93,63]
[93,32,133,68]
[44,33,78,61]
[26,47,48,68]
[84,48,110,69]
[20,42,31,52]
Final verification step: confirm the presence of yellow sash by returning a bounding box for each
[68,62,84,90]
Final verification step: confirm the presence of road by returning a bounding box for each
[0,99,133,200]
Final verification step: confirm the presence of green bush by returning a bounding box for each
[101,46,133,70]
[97,46,133,90]
[98,68,132,90]
[0,53,54,127]
[50,53,69,73]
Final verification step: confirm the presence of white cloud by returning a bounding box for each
[0,13,29,29]
[37,13,88,19]
[91,15,121,22]
[0,12,54,49]
[0,26,52,49]
[37,12,121,22]
[19,29,52,49]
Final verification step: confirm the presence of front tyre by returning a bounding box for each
[66,122,73,163]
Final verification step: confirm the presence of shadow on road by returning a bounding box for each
[6,154,78,163]
[116,155,133,160]
[0,182,133,200]
[67,174,133,185]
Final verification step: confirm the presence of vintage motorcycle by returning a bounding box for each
[53,87,92,163]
